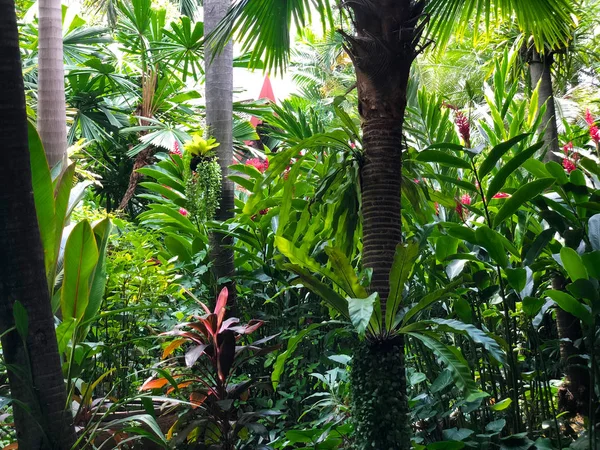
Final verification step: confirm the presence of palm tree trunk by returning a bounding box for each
[342,1,424,447]
[0,2,76,448]
[529,49,560,163]
[38,0,68,170]
[204,0,236,305]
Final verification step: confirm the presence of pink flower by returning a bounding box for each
[246,158,269,173]
[434,202,440,216]
[171,141,182,156]
[563,142,573,154]
[585,109,595,127]
[455,112,471,147]
[179,208,189,216]
[590,125,600,144]
[414,178,420,184]
[460,194,472,206]
[492,192,510,199]
[562,159,576,173]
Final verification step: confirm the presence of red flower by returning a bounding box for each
[455,112,471,147]
[171,140,182,156]
[563,142,573,154]
[179,208,189,216]
[460,194,472,206]
[259,208,269,215]
[562,159,576,173]
[434,202,440,216]
[456,194,471,218]
[246,158,269,173]
[590,125,600,144]
[492,192,510,199]
[585,109,595,126]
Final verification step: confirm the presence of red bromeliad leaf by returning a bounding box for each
[140,377,169,391]
[219,317,240,332]
[229,319,264,335]
[217,331,236,382]
[185,344,209,368]
[162,339,187,359]
[166,380,194,395]
[190,391,208,409]
[215,287,228,324]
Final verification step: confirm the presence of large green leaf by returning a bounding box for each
[493,178,554,227]
[475,226,508,268]
[486,141,543,200]
[28,121,56,280]
[82,219,112,329]
[386,241,419,329]
[325,247,367,299]
[348,293,378,337]
[61,221,99,321]
[559,247,588,281]
[51,163,76,288]
[478,134,529,179]
[284,264,349,320]
[545,290,593,326]
[426,318,506,364]
[415,150,472,170]
[406,332,479,398]
[402,280,461,325]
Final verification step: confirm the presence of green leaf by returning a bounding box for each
[493,178,554,228]
[545,161,569,185]
[325,247,368,299]
[56,318,77,354]
[490,398,512,411]
[415,150,472,170]
[386,242,419,329]
[402,280,461,325]
[436,236,459,262]
[589,214,600,251]
[523,297,546,318]
[272,322,327,389]
[13,301,28,341]
[505,268,526,292]
[406,332,478,397]
[545,290,593,326]
[567,280,599,312]
[284,264,349,320]
[426,318,506,364]
[28,121,56,281]
[582,251,600,279]
[476,226,508,268]
[83,219,112,328]
[478,133,529,179]
[524,228,554,266]
[51,163,76,288]
[486,142,543,200]
[348,293,378,337]
[560,247,588,281]
[61,221,99,321]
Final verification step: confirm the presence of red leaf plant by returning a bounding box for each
[141,287,279,449]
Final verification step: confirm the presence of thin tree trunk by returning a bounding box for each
[204,0,236,305]
[529,49,560,163]
[342,0,424,447]
[0,2,76,448]
[38,0,68,170]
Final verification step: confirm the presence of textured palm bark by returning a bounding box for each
[529,49,560,163]
[38,0,68,169]
[0,3,76,448]
[205,0,236,307]
[342,1,424,448]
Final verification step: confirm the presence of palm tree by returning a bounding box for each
[204,0,236,304]
[211,1,574,447]
[38,0,68,169]
[0,0,76,447]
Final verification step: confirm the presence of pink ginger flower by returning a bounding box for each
[179,208,189,216]
[492,192,510,199]
[171,140,182,156]
[414,178,420,184]
[460,194,472,206]
[590,125,600,144]
[563,159,576,173]
[563,142,573,154]
[585,109,595,126]
[246,158,269,173]
[455,112,471,147]
[456,193,471,218]
[434,202,440,216]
